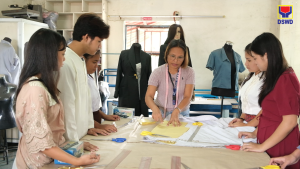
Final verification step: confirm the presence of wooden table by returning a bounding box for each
[43,118,270,169]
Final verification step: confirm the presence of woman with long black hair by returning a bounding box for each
[13,28,99,168]
[239,33,300,169]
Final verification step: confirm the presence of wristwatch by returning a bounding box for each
[239,117,245,121]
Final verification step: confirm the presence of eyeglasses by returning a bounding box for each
[169,55,184,61]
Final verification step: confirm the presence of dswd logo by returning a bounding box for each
[278,5,293,24]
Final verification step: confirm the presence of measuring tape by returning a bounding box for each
[105,149,131,169]
[139,157,152,169]
[171,156,181,169]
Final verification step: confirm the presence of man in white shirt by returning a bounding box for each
[0,37,21,85]
[57,13,110,148]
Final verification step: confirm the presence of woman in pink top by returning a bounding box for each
[13,28,100,169]
[146,39,195,126]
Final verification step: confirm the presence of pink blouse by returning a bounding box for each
[15,77,65,168]
[148,65,195,112]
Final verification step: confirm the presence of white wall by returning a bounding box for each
[1,0,298,89]
[106,0,283,89]
[279,0,300,77]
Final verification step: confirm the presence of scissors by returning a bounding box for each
[91,138,126,143]
[140,131,170,137]
[225,145,241,150]
[181,162,191,169]
[259,165,280,169]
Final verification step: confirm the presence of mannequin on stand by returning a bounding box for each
[206,41,245,117]
[0,75,17,164]
[158,24,192,67]
[114,43,152,117]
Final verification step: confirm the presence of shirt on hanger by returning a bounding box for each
[239,72,264,115]
[206,48,245,90]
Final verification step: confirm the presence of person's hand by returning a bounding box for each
[167,109,181,127]
[77,151,100,166]
[88,128,109,136]
[238,131,257,139]
[228,118,243,127]
[152,107,163,123]
[104,115,120,121]
[229,120,247,127]
[241,142,265,152]
[269,154,299,169]
[83,142,99,151]
[101,124,117,133]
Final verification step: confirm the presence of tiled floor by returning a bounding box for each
[0,150,16,169]
[0,143,18,169]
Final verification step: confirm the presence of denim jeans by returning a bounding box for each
[159,108,190,118]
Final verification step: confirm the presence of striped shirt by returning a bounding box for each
[148,64,195,112]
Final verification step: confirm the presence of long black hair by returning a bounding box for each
[164,24,185,45]
[241,43,265,87]
[251,32,288,106]
[16,28,66,103]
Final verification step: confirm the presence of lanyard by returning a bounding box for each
[168,67,179,105]
[163,64,181,118]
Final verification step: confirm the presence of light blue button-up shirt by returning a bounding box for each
[206,48,245,90]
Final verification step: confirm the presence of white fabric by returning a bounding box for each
[88,75,102,112]
[239,72,264,115]
[99,81,110,98]
[142,117,257,148]
[0,40,20,85]
[12,158,17,169]
[136,63,141,99]
[57,48,94,141]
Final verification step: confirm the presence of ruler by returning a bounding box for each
[105,149,131,169]
[171,156,181,169]
[117,115,143,129]
[188,126,201,142]
[117,119,134,129]
[139,157,152,169]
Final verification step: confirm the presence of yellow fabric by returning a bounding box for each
[151,121,189,138]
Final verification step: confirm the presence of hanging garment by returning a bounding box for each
[206,48,245,90]
[0,40,21,85]
[158,43,193,67]
[114,44,152,117]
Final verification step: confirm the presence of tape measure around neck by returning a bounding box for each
[164,65,181,118]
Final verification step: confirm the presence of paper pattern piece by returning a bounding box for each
[151,121,189,138]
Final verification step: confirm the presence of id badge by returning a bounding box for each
[172,94,176,105]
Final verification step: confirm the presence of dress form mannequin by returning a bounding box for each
[115,43,152,117]
[0,74,17,130]
[134,43,141,64]
[158,24,192,67]
[211,42,236,97]
[0,74,17,164]
[211,41,236,116]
